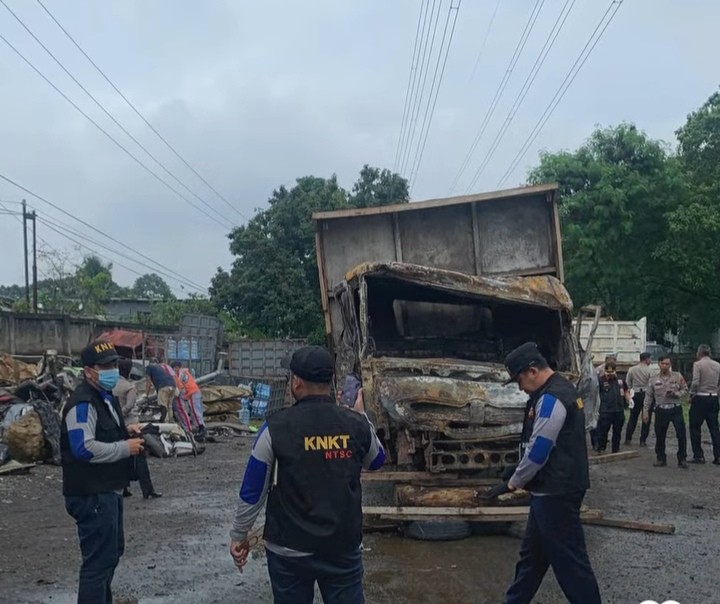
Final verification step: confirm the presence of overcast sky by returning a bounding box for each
[0,0,717,296]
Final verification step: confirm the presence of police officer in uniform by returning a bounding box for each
[61,341,144,603]
[688,344,720,464]
[643,355,688,468]
[482,342,601,604]
[625,352,654,446]
[229,346,385,604]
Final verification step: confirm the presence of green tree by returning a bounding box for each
[211,166,409,338]
[529,124,685,332]
[350,164,409,208]
[656,90,720,344]
[132,273,175,300]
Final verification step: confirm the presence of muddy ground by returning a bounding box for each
[1,432,719,604]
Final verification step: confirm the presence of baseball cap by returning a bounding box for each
[81,340,120,367]
[503,342,546,385]
[289,346,335,383]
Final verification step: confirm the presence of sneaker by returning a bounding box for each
[653,460,667,467]
[678,461,689,469]
[639,441,647,447]
[690,458,706,464]
[712,459,720,466]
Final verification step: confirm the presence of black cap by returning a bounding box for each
[503,342,546,385]
[81,340,120,367]
[289,346,334,383]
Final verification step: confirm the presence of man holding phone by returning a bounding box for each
[229,346,385,603]
[644,356,688,468]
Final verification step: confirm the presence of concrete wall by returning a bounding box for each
[0,311,174,357]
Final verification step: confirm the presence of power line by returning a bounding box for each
[36,215,204,294]
[467,0,501,85]
[0,32,232,231]
[34,0,248,223]
[0,172,207,293]
[447,0,546,194]
[393,0,428,172]
[399,0,443,176]
[408,0,462,193]
[0,0,235,230]
[498,0,624,187]
[465,0,576,191]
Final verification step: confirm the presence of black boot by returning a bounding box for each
[143,491,163,500]
[123,487,132,498]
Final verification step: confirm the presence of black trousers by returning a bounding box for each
[689,395,720,461]
[505,491,601,604]
[625,391,651,443]
[596,411,624,453]
[655,405,687,463]
[130,455,156,497]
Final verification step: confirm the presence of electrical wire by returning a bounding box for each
[408,0,462,192]
[394,0,428,172]
[0,0,235,230]
[497,0,624,187]
[465,0,576,191]
[36,215,205,294]
[0,32,232,231]
[34,0,249,223]
[467,0,501,85]
[447,0,546,194]
[399,0,443,176]
[0,172,207,292]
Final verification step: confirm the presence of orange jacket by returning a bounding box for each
[175,368,200,399]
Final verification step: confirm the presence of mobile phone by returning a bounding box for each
[340,374,362,408]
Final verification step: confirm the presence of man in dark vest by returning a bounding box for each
[61,341,145,604]
[481,342,601,604]
[228,345,385,604]
[596,359,630,454]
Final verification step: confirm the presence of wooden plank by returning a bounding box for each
[588,450,639,465]
[312,183,559,220]
[362,471,495,484]
[363,505,603,523]
[582,516,675,535]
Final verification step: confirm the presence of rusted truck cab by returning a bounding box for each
[314,184,598,476]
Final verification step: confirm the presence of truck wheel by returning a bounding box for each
[403,520,471,541]
[469,521,511,536]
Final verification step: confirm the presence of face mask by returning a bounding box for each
[97,368,120,391]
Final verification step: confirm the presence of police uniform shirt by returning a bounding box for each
[690,356,720,396]
[626,363,654,392]
[644,372,688,413]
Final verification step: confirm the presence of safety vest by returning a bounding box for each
[175,368,200,399]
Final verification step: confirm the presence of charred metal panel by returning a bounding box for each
[397,204,475,273]
[476,195,553,274]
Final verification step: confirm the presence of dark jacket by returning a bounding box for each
[263,395,373,555]
[60,380,130,496]
[598,373,627,414]
[521,373,590,494]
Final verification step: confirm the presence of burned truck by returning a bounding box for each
[313,184,599,476]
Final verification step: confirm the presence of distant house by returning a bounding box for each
[102,298,153,320]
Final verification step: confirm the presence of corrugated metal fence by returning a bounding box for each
[229,339,308,377]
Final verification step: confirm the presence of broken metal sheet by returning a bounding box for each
[345,262,573,311]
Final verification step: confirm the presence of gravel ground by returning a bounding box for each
[1,432,718,604]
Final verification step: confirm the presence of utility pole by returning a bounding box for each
[31,210,38,312]
[22,199,30,307]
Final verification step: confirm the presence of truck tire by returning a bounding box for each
[403,520,471,541]
[469,521,512,536]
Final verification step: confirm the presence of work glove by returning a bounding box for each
[477,482,511,500]
[501,464,518,481]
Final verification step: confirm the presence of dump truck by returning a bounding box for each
[313,183,600,480]
[574,316,648,374]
